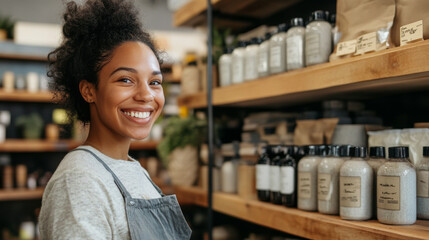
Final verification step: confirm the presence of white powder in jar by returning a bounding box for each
[298,155,321,211]
[318,156,344,214]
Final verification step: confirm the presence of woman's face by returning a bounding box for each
[89,41,164,141]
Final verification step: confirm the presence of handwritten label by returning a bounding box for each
[336,40,356,56]
[318,173,332,200]
[355,32,376,55]
[400,20,423,46]
[298,172,312,199]
[378,176,400,210]
[340,176,361,207]
[417,170,429,198]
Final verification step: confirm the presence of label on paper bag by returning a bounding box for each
[378,176,400,210]
[355,32,377,55]
[340,176,361,207]
[336,40,356,56]
[400,20,423,46]
[417,170,429,198]
[318,173,332,200]
[298,172,312,199]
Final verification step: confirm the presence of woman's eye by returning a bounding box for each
[119,78,132,83]
[150,79,162,86]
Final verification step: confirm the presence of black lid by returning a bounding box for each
[324,11,330,21]
[307,145,319,156]
[327,145,340,157]
[264,32,273,40]
[350,146,367,158]
[224,46,234,54]
[282,145,294,156]
[290,17,304,27]
[255,37,264,44]
[424,146,429,157]
[310,10,327,23]
[330,13,336,25]
[237,41,247,48]
[369,146,386,158]
[339,145,353,157]
[388,146,409,159]
[317,145,327,156]
[249,37,259,45]
[277,23,288,32]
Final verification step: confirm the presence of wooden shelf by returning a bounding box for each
[0,139,159,152]
[165,183,429,240]
[178,40,429,108]
[0,53,47,62]
[0,89,53,102]
[173,0,302,31]
[0,187,44,201]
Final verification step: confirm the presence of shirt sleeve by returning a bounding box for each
[39,170,118,240]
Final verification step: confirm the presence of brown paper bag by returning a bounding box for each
[330,0,395,61]
[390,0,429,47]
[294,118,339,146]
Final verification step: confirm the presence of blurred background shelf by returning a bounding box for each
[0,89,53,102]
[0,187,44,201]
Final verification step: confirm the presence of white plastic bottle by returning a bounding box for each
[244,38,260,81]
[218,47,234,87]
[258,33,272,78]
[231,41,247,84]
[286,18,305,71]
[305,10,332,66]
[269,24,288,74]
[417,146,429,219]
[298,145,321,211]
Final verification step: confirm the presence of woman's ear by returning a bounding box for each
[79,80,96,103]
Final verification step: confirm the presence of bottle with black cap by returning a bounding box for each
[244,37,260,81]
[280,145,297,207]
[231,41,247,84]
[258,32,272,77]
[367,146,386,218]
[317,145,344,215]
[269,23,288,74]
[270,145,283,204]
[297,145,321,211]
[417,146,429,219]
[305,10,332,66]
[256,145,272,202]
[219,46,234,87]
[377,146,416,225]
[340,146,373,221]
[286,17,305,71]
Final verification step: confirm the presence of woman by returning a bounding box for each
[38,0,191,239]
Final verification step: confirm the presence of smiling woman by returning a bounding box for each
[38,0,191,239]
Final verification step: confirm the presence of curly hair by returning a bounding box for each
[48,0,161,124]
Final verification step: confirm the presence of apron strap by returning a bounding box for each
[141,171,165,197]
[70,148,132,199]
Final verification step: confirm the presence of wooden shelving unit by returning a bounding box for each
[0,187,44,201]
[0,53,47,62]
[0,89,54,102]
[0,139,159,152]
[178,40,429,108]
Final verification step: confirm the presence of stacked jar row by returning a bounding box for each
[219,10,334,87]
[256,145,429,225]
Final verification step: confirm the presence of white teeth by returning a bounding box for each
[123,111,150,119]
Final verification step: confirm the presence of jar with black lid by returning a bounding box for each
[256,145,272,202]
[270,145,283,204]
[280,145,297,207]
[298,145,321,211]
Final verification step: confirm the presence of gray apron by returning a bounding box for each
[74,148,192,240]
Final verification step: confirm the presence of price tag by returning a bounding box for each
[400,20,423,46]
[336,40,356,56]
[355,32,376,55]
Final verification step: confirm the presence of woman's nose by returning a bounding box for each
[134,83,155,102]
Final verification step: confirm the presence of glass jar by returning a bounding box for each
[269,23,287,74]
[280,146,297,207]
[218,47,234,87]
[297,145,321,211]
[244,37,260,81]
[367,146,386,218]
[258,33,272,78]
[231,41,247,84]
[340,146,373,220]
[305,10,332,66]
[417,146,429,219]
[318,145,344,215]
[286,17,305,71]
[377,146,416,225]
[256,146,272,202]
[270,145,282,205]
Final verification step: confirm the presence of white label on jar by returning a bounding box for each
[280,166,295,194]
[270,45,282,68]
[336,39,356,56]
[400,20,423,46]
[355,32,376,55]
[340,176,361,207]
[287,35,303,65]
[256,165,270,190]
[220,62,231,86]
[270,165,280,191]
[318,173,332,201]
[231,58,243,84]
[377,176,401,210]
[417,170,429,198]
[305,32,320,60]
[258,51,268,73]
[298,172,311,199]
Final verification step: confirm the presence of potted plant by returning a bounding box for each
[157,116,206,186]
[15,113,44,139]
[0,15,14,40]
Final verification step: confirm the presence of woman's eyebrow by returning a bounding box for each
[152,71,162,76]
[110,67,137,76]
